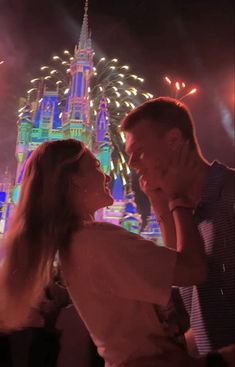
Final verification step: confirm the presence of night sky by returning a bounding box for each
[0,0,234,181]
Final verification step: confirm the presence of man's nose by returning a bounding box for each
[128,153,139,169]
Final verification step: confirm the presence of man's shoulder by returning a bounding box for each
[221,164,235,196]
[212,161,234,196]
[215,161,234,175]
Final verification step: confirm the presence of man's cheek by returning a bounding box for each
[142,156,156,170]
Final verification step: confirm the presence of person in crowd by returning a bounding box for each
[0,139,233,366]
[122,96,235,365]
[0,332,12,367]
[27,265,71,367]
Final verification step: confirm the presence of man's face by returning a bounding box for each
[125,119,173,186]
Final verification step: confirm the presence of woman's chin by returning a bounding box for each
[104,194,114,207]
[95,195,114,211]
[108,196,114,206]
[103,194,114,208]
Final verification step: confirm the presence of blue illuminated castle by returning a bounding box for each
[0,0,162,244]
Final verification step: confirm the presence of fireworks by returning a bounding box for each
[26,52,155,182]
[163,75,198,100]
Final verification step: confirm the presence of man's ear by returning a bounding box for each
[165,128,184,151]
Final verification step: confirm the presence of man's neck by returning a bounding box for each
[190,155,210,205]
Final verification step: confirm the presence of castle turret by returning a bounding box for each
[140,207,164,245]
[32,91,62,143]
[102,174,126,226]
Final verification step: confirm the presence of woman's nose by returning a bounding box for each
[105,174,111,183]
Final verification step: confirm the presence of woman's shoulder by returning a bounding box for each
[73,221,137,246]
[83,222,122,231]
[82,221,124,233]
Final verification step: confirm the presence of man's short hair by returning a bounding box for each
[120,97,197,148]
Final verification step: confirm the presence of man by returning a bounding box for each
[121,97,235,365]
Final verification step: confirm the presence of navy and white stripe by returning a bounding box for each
[181,161,235,354]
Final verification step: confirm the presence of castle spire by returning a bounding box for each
[79,0,90,50]
[67,0,93,130]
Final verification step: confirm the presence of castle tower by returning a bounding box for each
[95,97,112,174]
[15,104,32,184]
[98,133,112,175]
[63,0,93,148]
[0,168,12,235]
[96,97,109,143]
[120,184,142,234]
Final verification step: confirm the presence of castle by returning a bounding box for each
[0,0,162,245]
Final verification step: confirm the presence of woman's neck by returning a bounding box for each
[81,213,95,223]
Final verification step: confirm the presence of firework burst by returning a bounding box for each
[163,75,197,100]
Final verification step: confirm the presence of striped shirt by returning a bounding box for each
[180,161,235,354]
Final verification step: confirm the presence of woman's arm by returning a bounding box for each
[148,189,177,249]
[143,190,207,286]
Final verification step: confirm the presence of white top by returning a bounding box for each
[61,222,178,367]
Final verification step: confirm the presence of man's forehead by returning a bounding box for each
[125,120,153,150]
[125,132,142,154]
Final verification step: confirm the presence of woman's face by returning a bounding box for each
[72,150,114,215]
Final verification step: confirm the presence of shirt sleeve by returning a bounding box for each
[87,223,177,306]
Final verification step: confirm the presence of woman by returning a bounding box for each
[0,139,209,366]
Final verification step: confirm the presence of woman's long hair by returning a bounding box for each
[0,139,86,331]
